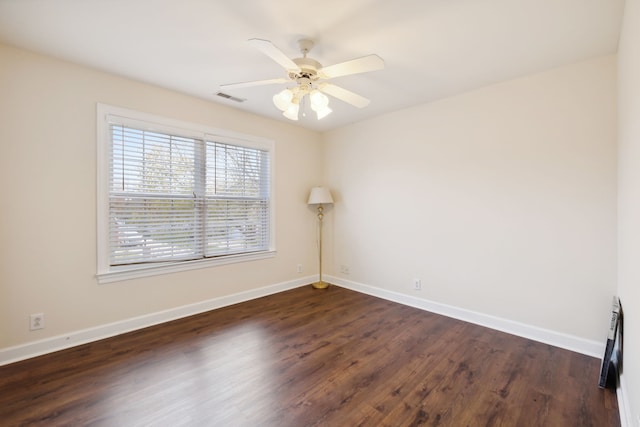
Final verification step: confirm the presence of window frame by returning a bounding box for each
[96,103,276,284]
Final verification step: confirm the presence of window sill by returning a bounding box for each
[96,250,276,284]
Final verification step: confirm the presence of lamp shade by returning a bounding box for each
[283,102,300,121]
[273,89,293,111]
[307,187,334,205]
[310,90,329,110]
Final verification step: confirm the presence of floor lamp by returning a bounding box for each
[308,186,334,289]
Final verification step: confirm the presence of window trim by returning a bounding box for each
[96,103,276,284]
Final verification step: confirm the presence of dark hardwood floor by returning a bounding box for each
[0,286,619,426]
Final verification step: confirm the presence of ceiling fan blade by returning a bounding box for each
[319,54,384,79]
[318,83,370,108]
[248,38,301,72]
[220,78,288,90]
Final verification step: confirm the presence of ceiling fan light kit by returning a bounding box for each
[274,87,332,121]
[273,88,293,111]
[283,99,300,121]
[220,38,384,122]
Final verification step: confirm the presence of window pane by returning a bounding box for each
[205,198,269,257]
[109,196,202,265]
[206,142,268,198]
[111,126,195,195]
[107,122,271,268]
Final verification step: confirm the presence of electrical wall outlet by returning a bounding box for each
[413,279,422,290]
[340,265,350,275]
[297,264,302,273]
[30,313,45,331]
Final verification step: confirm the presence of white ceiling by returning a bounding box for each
[0,0,625,132]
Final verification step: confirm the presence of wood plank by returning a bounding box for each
[0,286,620,426]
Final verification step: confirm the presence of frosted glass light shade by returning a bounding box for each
[310,90,329,110]
[273,89,293,111]
[275,88,331,121]
[309,90,331,119]
[307,187,334,205]
[283,102,299,120]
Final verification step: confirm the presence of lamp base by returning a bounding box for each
[311,281,330,289]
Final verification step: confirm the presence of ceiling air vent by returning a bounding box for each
[216,92,246,103]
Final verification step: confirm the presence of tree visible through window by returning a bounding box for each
[107,121,271,268]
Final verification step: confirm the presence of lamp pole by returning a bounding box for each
[314,205,328,289]
[307,186,334,290]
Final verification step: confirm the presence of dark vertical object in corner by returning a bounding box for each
[599,296,622,389]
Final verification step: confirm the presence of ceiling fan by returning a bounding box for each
[219,38,385,121]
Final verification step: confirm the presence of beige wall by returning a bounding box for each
[0,43,323,348]
[617,0,640,423]
[0,39,623,406]
[323,55,618,342]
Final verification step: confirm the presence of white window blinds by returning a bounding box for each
[108,123,270,267]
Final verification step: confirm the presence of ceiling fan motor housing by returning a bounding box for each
[295,77,313,93]
[289,57,322,82]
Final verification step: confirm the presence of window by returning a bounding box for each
[97,104,275,283]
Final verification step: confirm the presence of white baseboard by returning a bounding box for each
[327,275,605,358]
[2,275,621,423]
[0,276,313,366]
[0,274,606,363]
[617,373,633,427]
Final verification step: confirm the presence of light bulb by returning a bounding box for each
[273,89,293,111]
[310,90,329,111]
[283,102,299,120]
